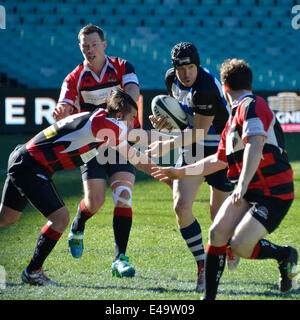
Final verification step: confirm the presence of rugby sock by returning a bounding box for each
[250,239,289,262]
[204,244,227,300]
[113,207,132,260]
[27,225,62,273]
[72,199,95,233]
[180,219,205,266]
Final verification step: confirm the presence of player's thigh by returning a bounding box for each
[109,171,136,188]
[209,196,251,246]
[47,206,70,233]
[83,178,107,211]
[173,175,204,212]
[0,204,22,226]
[209,186,231,221]
[0,176,27,225]
[231,211,268,258]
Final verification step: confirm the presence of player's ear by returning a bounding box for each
[102,40,107,50]
[223,82,229,93]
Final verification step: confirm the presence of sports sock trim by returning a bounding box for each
[206,244,227,255]
[41,224,62,241]
[80,199,95,217]
[114,207,133,218]
[250,242,261,259]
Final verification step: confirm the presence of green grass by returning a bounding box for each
[0,135,299,300]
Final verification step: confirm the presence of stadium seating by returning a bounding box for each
[0,0,299,91]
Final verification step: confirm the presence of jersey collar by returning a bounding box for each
[83,56,116,83]
[231,92,253,109]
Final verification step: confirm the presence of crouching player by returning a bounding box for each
[0,89,157,286]
[152,59,298,299]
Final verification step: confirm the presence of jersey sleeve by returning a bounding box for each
[121,60,139,87]
[58,69,80,109]
[216,124,228,163]
[239,96,274,142]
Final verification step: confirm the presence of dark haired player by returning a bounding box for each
[148,42,234,292]
[52,24,141,278]
[152,59,298,299]
[0,89,156,286]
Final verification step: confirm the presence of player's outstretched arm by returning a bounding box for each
[152,154,227,181]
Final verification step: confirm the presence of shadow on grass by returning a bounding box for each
[8,278,299,299]
[218,280,300,299]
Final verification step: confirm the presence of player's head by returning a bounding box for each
[220,58,252,92]
[107,89,138,128]
[171,42,200,87]
[78,24,107,65]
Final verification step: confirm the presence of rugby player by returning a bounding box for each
[0,89,156,286]
[147,42,234,292]
[53,24,141,277]
[152,59,298,299]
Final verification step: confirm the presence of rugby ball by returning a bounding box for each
[151,95,188,131]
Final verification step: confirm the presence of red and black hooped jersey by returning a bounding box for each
[58,56,139,113]
[217,94,294,200]
[25,110,128,173]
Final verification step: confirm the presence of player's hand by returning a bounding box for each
[231,183,247,207]
[53,105,70,121]
[151,166,184,181]
[149,115,173,132]
[145,140,171,158]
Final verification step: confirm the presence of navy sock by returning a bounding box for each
[180,219,205,265]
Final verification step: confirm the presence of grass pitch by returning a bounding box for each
[0,134,299,301]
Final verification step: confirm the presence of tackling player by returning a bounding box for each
[152,59,298,299]
[0,89,157,286]
[53,24,141,278]
[147,42,234,292]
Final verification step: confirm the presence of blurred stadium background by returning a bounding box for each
[0,0,300,157]
[1,0,300,90]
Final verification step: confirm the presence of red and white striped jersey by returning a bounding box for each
[217,94,294,200]
[25,110,128,173]
[58,56,139,113]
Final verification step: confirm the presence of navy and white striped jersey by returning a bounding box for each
[165,67,230,147]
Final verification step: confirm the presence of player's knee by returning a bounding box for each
[60,210,70,229]
[0,206,20,226]
[209,224,227,245]
[112,186,132,208]
[173,199,191,217]
[47,207,70,233]
[0,214,18,226]
[85,195,105,213]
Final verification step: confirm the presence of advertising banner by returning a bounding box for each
[267,92,300,133]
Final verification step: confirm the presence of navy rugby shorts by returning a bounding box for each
[175,143,234,193]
